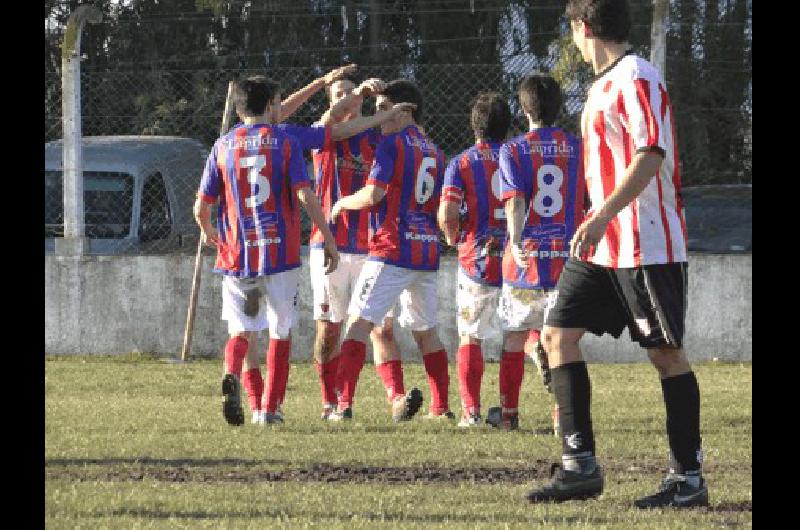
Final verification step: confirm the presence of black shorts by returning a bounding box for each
[544,258,688,349]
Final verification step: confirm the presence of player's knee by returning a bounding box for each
[647,347,690,377]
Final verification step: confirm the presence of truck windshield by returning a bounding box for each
[45,171,134,239]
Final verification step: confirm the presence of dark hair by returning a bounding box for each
[470,92,511,143]
[381,79,423,122]
[232,75,280,117]
[517,74,562,127]
[565,0,631,43]
[326,76,358,101]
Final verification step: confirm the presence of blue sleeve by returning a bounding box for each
[279,124,330,151]
[198,142,221,202]
[287,137,311,189]
[366,136,397,188]
[443,155,464,191]
[499,143,527,200]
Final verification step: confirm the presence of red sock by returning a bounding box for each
[499,351,525,411]
[262,338,291,413]
[242,368,263,412]
[457,344,484,414]
[375,360,405,402]
[336,339,366,410]
[423,349,450,414]
[224,336,248,378]
[315,355,340,405]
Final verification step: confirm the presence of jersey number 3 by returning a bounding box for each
[241,155,271,208]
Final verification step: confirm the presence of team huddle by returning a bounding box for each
[194,0,707,509]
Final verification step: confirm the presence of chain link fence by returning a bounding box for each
[44,1,751,255]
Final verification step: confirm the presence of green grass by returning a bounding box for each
[45,357,752,529]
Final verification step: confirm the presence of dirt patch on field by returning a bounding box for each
[46,461,550,485]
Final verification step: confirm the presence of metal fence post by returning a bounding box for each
[650,0,668,79]
[56,5,102,257]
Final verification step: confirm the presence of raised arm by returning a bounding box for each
[318,78,386,126]
[329,102,416,141]
[279,63,357,122]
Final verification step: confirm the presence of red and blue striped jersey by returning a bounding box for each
[442,142,506,287]
[310,128,381,254]
[198,123,312,277]
[366,125,446,271]
[499,128,585,289]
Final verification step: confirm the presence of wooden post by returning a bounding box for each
[180,81,236,362]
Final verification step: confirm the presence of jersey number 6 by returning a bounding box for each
[241,155,271,208]
[415,157,436,204]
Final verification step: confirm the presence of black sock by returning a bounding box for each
[551,361,595,464]
[661,371,702,475]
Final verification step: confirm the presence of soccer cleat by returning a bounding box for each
[391,388,424,422]
[422,410,456,420]
[221,374,245,426]
[327,407,353,421]
[486,406,519,430]
[458,412,482,428]
[525,463,604,503]
[633,474,709,509]
[262,411,284,424]
[321,403,337,420]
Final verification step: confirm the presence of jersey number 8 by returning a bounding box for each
[532,164,564,217]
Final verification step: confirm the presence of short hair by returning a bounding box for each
[565,0,631,43]
[232,75,280,117]
[381,79,423,122]
[470,92,511,143]
[326,76,358,101]
[517,74,562,127]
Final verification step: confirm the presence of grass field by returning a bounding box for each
[45,355,751,528]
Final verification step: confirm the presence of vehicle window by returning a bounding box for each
[45,171,134,239]
[139,172,172,241]
[85,172,134,238]
[45,171,64,237]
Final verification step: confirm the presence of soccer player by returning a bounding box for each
[330,79,453,421]
[308,76,409,421]
[227,70,417,423]
[193,75,341,426]
[437,92,511,427]
[485,75,584,432]
[525,0,706,508]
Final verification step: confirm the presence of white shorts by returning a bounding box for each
[310,248,368,323]
[349,261,437,332]
[498,283,555,332]
[221,269,299,338]
[456,268,501,340]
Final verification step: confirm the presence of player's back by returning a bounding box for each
[210,123,309,277]
[366,125,445,271]
[443,142,506,286]
[499,127,584,289]
[311,128,381,254]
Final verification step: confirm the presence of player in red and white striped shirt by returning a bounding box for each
[526,0,706,509]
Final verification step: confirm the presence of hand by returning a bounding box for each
[323,64,357,85]
[200,227,220,247]
[569,212,609,259]
[389,102,417,117]
[354,78,386,98]
[510,242,528,268]
[330,200,344,223]
[323,240,340,274]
